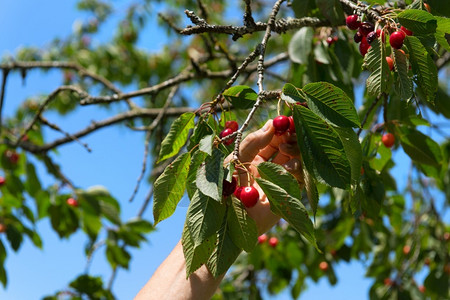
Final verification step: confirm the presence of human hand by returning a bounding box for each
[225,119,304,235]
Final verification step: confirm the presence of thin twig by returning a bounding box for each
[38,116,92,152]
[15,85,87,147]
[0,61,121,94]
[243,0,256,28]
[232,0,285,160]
[15,106,196,153]
[129,86,178,203]
[357,96,382,137]
[0,69,9,136]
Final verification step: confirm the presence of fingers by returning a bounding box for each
[279,143,301,159]
[283,158,305,186]
[238,120,275,163]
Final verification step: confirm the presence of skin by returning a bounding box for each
[135,119,303,300]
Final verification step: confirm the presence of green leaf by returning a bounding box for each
[6,225,23,251]
[196,148,224,202]
[398,9,437,34]
[83,186,121,225]
[293,105,351,189]
[313,41,331,64]
[335,127,362,185]
[404,36,438,104]
[106,244,131,269]
[257,162,302,200]
[255,177,319,251]
[153,152,191,225]
[288,27,314,64]
[302,82,361,128]
[125,218,154,233]
[187,151,208,199]
[0,262,6,288]
[182,222,216,278]
[25,163,41,198]
[186,190,225,247]
[393,49,413,101]
[69,275,104,297]
[82,213,102,241]
[302,166,319,217]
[227,196,258,252]
[363,39,391,98]
[48,203,79,238]
[435,16,450,51]
[188,117,214,152]
[399,127,443,166]
[206,208,242,278]
[158,112,195,162]
[315,0,345,26]
[281,83,307,104]
[223,85,258,109]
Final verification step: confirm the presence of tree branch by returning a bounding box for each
[0,61,121,94]
[180,17,330,40]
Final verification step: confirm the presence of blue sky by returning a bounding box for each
[0,1,422,299]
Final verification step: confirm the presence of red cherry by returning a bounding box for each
[366,31,377,44]
[400,26,413,36]
[0,224,6,233]
[424,257,431,266]
[418,285,426,293]
[403,245,411,255]
[258,234,268,244]
[288,116,295,133]
[225,120,238,132]
[222,177,237,197]
[359,22,374,36]
[424,3,431,12]
[360,167,365,175]
[268,237,278,248]
[359,39,371,56]
[354,31,363,43]
[234,186,243,199]
[0,176,5,187]
[66,198,79,207]
[382,133,395,148]
[444,232,450,241]
[319,261,329,271]
[376,29,386,42]
[220,128,234,146]
[326,36,337,45]
[5,150,19,164]
[386,57,394,71]
[239,186,259,208]
[273,115,290,136]
[389,31,405,49]
[346,15,360,30]
[384,278,393,286]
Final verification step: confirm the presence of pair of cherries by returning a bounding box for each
[219,120,239,146]
[222,177,259,208]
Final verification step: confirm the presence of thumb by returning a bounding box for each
[238,120,275,163]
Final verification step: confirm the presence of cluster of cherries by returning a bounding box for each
[257,233,279,247]
[222,176,260,208]
[220,115,297,208]
[346,14,413,70]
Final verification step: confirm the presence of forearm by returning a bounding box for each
[135,241,224,300]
